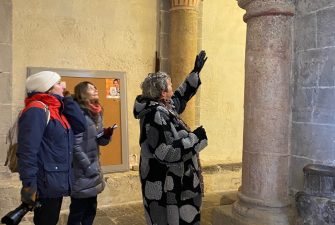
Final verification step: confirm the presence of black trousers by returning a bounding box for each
[67,196,98,225]
[33,197,63,225]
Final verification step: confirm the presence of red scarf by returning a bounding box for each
[25,93,70,129]
[88,103,102,114]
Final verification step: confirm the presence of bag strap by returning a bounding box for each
[23,101,50,125]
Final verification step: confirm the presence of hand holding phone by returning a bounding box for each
[96,124,117,139]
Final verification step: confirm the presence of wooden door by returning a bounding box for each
[61,76,122,166]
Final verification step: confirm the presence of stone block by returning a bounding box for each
[291,123,335,161]
[292,87,313,122]
[0,104,12,135]
[213,203,295,225]
[0,134,9,166]
[244,107,289,154]
[294,14,316,51]
[313,109,335,124]
[296,192,335,225]
[160,0,171,11]
[0,0,11,43]
[160,58,169,73]
[313,88,335,123]
[160,10,169,34]
[315,88,335,109]
[292,107,313,122]
[319,48,335,86]
[293,87,313,108]
[289,156,313,193]
[203,163,241,193]
[317,7,335,48]
[247,15,292,54]
[159,33,169,59]
[242,153,290,203]
[295,50,324,87]
[0,72,11,103]
[98,171,142,206]
[296,0,335,15]
[0,43,11,73]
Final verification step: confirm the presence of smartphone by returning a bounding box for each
[96,124,118,139]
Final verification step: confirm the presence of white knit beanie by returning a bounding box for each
[26,71,61,93]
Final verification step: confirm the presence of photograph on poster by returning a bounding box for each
[106,78,120,98]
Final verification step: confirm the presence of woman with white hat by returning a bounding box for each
[17,71,86,225]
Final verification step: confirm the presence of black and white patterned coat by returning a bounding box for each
[133,72,208,225]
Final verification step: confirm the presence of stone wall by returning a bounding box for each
[11,0,158,162]
[201,0,246,165]
[290,0,335,194]
[0,0,246,216]
[1,0,247,170]
[0,0,12,164]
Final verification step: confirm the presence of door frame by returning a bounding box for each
[27,67,129,173]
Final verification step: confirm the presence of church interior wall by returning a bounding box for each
[290,0,335,195]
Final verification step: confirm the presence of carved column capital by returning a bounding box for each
[170,0,200,11]
[237,0,295,22]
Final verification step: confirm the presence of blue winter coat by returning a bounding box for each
[17,93,86,198]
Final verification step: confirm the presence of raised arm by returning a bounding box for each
[172,50,207,114]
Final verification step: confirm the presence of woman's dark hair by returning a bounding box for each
[74,81,102,122]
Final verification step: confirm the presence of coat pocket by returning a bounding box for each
[43,163,69,194]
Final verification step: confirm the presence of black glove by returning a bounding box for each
[193,126,207,141]
[103,127,114,138]
[21,187,37,208]
[192,50,208,74]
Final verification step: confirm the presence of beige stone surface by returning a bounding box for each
[0,0,247,173]
[1,2,247,222]
[200,1,246,165]
[11,0,158,160]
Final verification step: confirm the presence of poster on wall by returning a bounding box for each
[106,78,120,99]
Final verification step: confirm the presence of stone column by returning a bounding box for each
[169,0,199,128]
[213,0,295,224]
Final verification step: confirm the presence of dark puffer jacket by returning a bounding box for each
[70,108,110,198]
[17,93,86,198]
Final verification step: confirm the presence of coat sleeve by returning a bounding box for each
[96,114,110,146]
[17,107,48,190]
[143,108,207,164]
[73,132,100,177]
[62,97,87,134]
[72,132,91,169]
[172,72,201,114]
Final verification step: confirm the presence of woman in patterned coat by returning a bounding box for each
[133,51,208,225]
